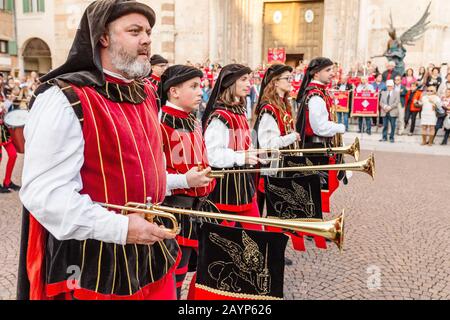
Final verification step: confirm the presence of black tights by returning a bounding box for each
[443,130,450,144]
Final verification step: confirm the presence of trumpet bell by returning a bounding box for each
[365,153,376,180]
[289,210,345,252]
[352,137,361,162]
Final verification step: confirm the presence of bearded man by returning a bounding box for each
[17,0,179,300]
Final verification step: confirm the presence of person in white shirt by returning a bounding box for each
[202,64,263,231]
[418,85,443,146]
[295,57,347,211]
[159,64,215,299]
[253,64,301,215]
[296,57,346,148]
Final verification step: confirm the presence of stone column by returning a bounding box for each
[208,0,218,63]
[357,0,370,68]
[160,1,176,63]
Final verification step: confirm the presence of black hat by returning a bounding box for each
[107,0,156,27]
[296,57,334,103]
[256,64,293,112]
[201,64,252,127]
[150,54,169,66]
[159,65,203,106]
[40,0,156,87]
[295,57,333,145]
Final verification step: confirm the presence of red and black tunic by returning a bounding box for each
[24,76,180,300]
[145,74,161,92]
[160,105,216,247]
[254,103,298,193]
[255,103,297,148]
[298,82,339,213]
[205,105,256,212]
[302,82,334,141]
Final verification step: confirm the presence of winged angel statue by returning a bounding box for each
[372,2,431,75]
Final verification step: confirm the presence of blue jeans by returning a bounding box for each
[382,114,397,141]
[337,112,349,131]
[358,117,372,134]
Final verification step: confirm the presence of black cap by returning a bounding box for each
[256,64,293,110]
[107,0,156,27]
[295,57,334,146]
[150,55,169,66]
[159,65,203,106]
[40,0,157,87]
[201,64,252,127]
[296,57,334,103]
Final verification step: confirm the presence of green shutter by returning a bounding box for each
[23,0,30,13]
[38,0,45,12]
[6,0,14,11]
[8,41,17,56]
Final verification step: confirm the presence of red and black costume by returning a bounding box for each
[145,73,161,92]
[0,108,18,190]
[253,64,297,207]
[17,0,180,300]
[145,54,168,93]
[158,64,217,299]
[206,105,256,212]
[296,58,344,214]
[202,64,262,231]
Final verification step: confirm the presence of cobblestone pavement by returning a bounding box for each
[0,154,24,300]
[2,147,450,300]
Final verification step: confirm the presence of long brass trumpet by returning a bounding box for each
[281,137,360,161]
[97,202,345,251]
[237,138,360,161]
[209,153,375,180]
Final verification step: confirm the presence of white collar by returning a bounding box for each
[166,101,188,113]
[103,69,134,83]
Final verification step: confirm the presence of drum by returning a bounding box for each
[4,109,29,154]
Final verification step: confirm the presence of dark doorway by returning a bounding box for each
[286,54,304,68]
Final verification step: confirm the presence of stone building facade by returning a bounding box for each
[11,0,450,76]
[0,1,17,74]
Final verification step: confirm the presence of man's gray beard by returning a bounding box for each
[109,38,151,80]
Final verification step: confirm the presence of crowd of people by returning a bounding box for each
[179,59,450,146]
[0,72,40,193]
[2,57,450,195]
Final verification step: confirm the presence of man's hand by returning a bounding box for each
[244,150,260,166]
[126,214,176,245]
[294,132,302,142]
[186,166,214,188]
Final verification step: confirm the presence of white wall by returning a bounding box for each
[15,0,55,74]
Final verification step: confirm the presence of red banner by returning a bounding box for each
[268,48,286,64]
[351,92,379,117]
[330,90,350,113]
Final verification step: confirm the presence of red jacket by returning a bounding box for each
[405,90,423,112]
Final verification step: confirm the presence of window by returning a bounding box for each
[0,41,8,54]
[8,41,17,55]
[23,0,45,13]
[0,0,14,12]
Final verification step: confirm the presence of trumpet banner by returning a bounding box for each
[193,223,288,300]
[281,155,339,213]
[264,173,328,251]
[265,174,323,221]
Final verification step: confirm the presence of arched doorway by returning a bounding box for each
[22,38,52,76]
[263,1,324,64]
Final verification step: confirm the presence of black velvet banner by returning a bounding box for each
[265,174,323,220]
[196,223,288,300]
